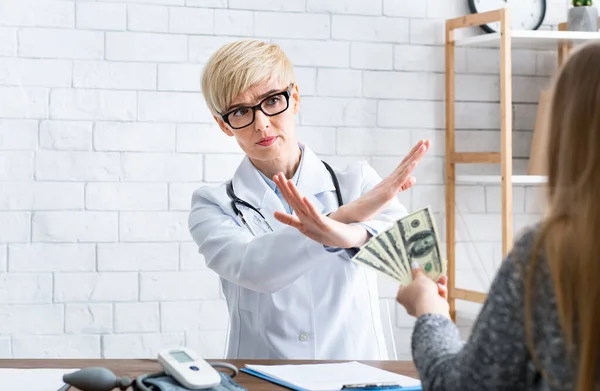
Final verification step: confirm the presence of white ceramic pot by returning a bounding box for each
[568,5,599,31]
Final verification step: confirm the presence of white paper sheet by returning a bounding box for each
[245,361,421,391]
[0,368,78,391]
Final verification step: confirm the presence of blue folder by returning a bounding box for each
[240,367,423,391]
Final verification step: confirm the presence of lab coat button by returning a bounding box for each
[299,332,310,342]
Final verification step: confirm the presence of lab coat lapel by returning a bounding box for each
[295,145,336,214]
[230,156,288,232]
[230,155,268,212]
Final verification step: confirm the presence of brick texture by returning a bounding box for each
[0,0,566,359]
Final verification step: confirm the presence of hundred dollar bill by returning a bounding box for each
[375,230,412,286]
[395,206,444,281]
[373,233,403,277]
[440,258,447,280]
[362,240,403,280]
[352,244,402,282]
[386,225,412,279]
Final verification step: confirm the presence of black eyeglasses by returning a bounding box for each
[220,85,292,130]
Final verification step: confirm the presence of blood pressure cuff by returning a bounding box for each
[142,372,247,391]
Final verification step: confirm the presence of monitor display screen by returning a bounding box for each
[170,351,194,363]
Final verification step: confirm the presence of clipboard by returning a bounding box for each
[240,362,423,391]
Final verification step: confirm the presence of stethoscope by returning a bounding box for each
[226,160,344,236]
[59,361,240,391]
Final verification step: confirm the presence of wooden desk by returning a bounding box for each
[0,359,419,391]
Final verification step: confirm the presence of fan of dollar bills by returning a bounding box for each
[351,206,447,286]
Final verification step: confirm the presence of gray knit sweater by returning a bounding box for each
[411,226,579,391]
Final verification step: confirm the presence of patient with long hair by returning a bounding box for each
[395,41,600,390]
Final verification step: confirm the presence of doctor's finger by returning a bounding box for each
[399,177,416,191]
[389,147,425,185]
[273,211,303,229]
[399,139,429,166]
[400,144,428,170]
[301,196,329,228]
[390,161,417,189]
[274,174,305,212]
[273,173,296,200]
[398,140,424,166]
[274,180,314,223]
[291,199,315,225]
[284,180,315,217]
[285,182,325,225]
[278,176,306,206]
[399,140,429,170]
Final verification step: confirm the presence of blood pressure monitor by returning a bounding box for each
[61,347,239,391]
[157,347,222,389]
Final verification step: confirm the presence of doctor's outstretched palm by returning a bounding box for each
[273,173,371,249]
[332,139,429,225]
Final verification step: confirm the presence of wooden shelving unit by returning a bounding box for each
[444,8,600,321]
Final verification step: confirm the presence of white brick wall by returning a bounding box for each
[0,0,566,359]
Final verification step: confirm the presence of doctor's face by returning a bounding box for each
[215,79,300,163]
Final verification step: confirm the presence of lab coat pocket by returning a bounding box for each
[235,204,271,236]
[249,212,271,235]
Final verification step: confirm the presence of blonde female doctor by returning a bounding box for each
[188,39,430,360]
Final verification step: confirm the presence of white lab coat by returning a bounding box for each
[188,144,408,360]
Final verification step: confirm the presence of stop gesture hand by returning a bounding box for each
[331,139,430,224]
[272,173,370,249]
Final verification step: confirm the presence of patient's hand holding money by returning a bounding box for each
[396,266,451,319]
[350,206,450,318]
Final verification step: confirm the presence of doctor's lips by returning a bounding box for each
[256,136,278,147]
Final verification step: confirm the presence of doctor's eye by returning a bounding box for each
[232,108,249,117]
[265,96,281,106]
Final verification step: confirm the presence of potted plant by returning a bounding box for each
[568,0,598,31]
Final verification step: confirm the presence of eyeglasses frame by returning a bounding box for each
[220,84,294,130]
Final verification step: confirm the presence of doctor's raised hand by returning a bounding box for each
[334,139,429,224]
[188,39,411,361]
[274,139,430,232]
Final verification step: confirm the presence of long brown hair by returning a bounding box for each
[525,41,600,390]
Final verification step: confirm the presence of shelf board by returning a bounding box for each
[455,175,547,185]
[454,30,600,50]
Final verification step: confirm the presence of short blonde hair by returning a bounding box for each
[201,40,296,115]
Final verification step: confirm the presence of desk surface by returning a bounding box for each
[0,359,418,391]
